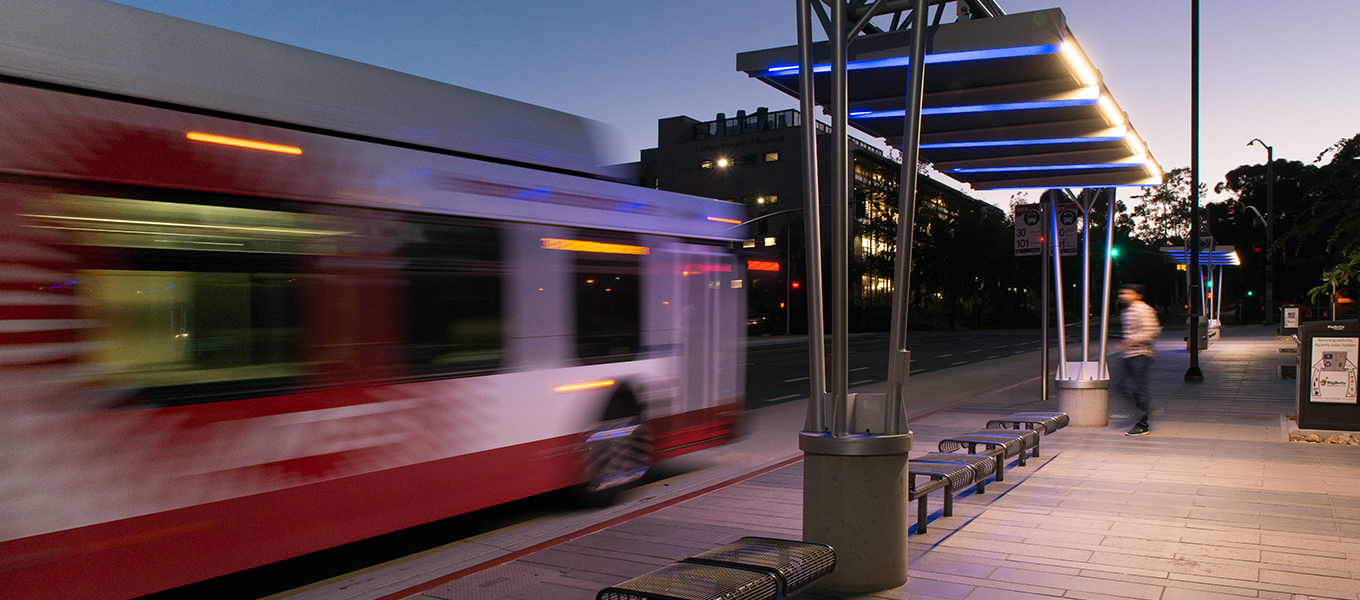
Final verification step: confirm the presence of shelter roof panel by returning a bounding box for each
[737,7,1161,191]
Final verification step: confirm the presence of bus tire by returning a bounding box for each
[575,386,653,506]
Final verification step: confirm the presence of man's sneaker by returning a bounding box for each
[1126,425,1149,436]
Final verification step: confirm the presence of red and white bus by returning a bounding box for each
[0,1,746,597]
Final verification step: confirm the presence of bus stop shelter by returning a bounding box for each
[734,1,1165,593]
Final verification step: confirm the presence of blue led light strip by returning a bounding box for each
[950,162,1146,174]
[921,136,1126,149]
[851,97,1097,119]
[765,43,1062,76]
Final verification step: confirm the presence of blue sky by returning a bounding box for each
[111,0,1359,207]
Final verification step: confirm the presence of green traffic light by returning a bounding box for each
[1247,290,1254,296]
[1109,248,1120,258]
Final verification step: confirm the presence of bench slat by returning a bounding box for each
[598,562,778,600]
[681,537,835,598]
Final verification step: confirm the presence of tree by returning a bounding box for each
[1286,133,1360,300]
[1125,167,1202,245]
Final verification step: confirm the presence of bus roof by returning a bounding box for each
[0,0,616,177]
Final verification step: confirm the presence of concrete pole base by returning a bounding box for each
[1056,384,1109,427]
[803,452,910,593]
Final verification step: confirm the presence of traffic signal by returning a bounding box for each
[1247,290,1254,296]
[1109,247,1120,258]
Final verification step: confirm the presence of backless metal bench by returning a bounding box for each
[908,460,978,534]
[970,428,1042,459]
[987,411,1070,436]
[910,452,996,494]
[937,432,1025,482]
[598,537,835,600]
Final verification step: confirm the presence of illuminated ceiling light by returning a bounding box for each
[716,158,730,167]
[853,97,1099,120]
[1097,96,1126,126]
[707,216,742,224]
[920,134,1127,149]
[186,132,302,155]
[949,162,1148,174]
[553,379,615,392]
[1124,130,1148,156]
[540,238,649,255]
[763,43,1063,76]
[1059,41,1100,86]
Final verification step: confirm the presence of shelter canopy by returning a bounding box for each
[736,8,1162,190]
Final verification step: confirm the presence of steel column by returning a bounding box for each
[1099,188,1114,376]
[829,0,851,436]
[1040,193,1050,401]
[796,0,827,433]
[1080,190,1092,365]
[1050,192,1068,379]
[885,0,927,435]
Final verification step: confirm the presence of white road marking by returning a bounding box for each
[764,394,802,403]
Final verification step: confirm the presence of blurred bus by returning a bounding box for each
[0,1,746,597]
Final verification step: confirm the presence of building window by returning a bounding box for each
[700,160,715,169]
[764,152,779,162]
[764,236,777,247]
[743,239,756,248]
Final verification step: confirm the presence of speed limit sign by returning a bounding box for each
[1014,202,1079,256]
[1014,203,1042,256]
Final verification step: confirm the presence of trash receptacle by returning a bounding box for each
[1297,320,1360,431]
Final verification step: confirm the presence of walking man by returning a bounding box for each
[1118,283,1159,436]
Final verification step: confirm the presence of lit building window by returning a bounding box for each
[743,239,756,248]
[764,152,779,162]
[764,236,777,247]
[701,160,715,169]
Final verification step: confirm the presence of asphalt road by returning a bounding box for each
[745,329,1059,409]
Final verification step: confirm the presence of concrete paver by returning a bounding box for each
[396,325,1360,600]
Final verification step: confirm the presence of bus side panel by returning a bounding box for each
[0,435,581,599]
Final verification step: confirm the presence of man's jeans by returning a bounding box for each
[1122,355,1153,428]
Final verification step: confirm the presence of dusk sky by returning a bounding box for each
[112,0,1359,209]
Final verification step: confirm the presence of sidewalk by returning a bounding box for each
[409,325,1360,600]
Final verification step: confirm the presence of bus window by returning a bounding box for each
[572,234,642,363]
[21,193,342,405]
[400,220,503,377]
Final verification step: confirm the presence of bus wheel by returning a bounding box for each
[576,391,653,506]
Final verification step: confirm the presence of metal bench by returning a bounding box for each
[597,561,777,600]
[910,452,996,494]
[599,537,835,600]
[908,460,977,534]
[937,432,1025,482]
[987,411,1069,436]
[970,428,1042,460]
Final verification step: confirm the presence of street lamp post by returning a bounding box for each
[1248,138,1274,326]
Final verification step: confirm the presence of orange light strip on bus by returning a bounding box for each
[186,132,303,155]
[707,216,742,224]
[747,260,780,272]
[540,238,649,255]
[553,379,615,392]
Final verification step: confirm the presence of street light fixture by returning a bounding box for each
[1247,138,1274,325]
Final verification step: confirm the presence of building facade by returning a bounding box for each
[632,108,1004,334]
